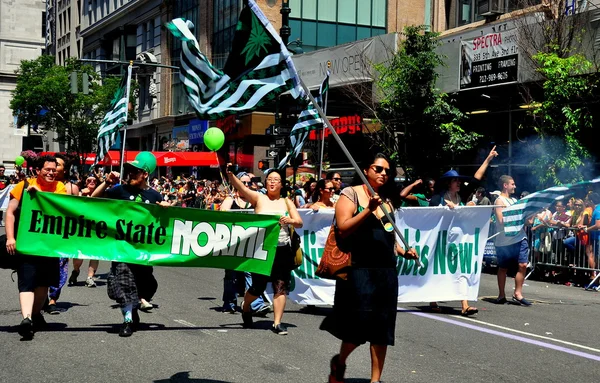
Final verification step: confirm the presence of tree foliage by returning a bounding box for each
[528,51,596,186]
[10,56,122,162]
[372,25,481,176]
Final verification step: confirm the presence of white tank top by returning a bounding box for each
[262,211,290,246]
[495,195,527,247]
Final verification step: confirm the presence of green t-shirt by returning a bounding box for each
[401,193,430,207]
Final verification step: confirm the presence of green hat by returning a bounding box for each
[126,152,156,173]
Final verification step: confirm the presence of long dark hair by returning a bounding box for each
[312,178,328,203]
[352,152,399,206]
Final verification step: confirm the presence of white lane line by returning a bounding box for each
[457,315,600,354]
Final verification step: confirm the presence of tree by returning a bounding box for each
[346,26,481,177]
[10,56,123,166]
[512,0,597,186]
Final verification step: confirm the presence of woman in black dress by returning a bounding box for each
[321,153,418,383]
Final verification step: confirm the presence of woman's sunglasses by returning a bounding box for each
[322,187,334,192]
[370,165,390,174]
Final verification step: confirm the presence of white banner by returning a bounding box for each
[287,206,492,304]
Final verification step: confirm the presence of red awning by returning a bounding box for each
[42,151,220,167]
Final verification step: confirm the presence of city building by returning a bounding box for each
[430,0,599,188]
[0,0,46,164]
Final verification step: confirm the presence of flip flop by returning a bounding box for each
[461,307,478,316]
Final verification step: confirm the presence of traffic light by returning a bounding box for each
[258,159,269,171]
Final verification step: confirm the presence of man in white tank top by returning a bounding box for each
[494,175,532,306]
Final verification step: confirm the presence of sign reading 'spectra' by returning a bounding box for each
[16,192,280,275]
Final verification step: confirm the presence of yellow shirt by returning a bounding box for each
[10,178,67,201]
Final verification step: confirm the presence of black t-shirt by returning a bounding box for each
[106,184,163,204]
[184,190,197,205]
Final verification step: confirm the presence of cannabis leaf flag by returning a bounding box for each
[96,75,128,162]
[166,0,303,120]
[276,71,329,170]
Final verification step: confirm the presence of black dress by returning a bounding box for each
[320,189,398,346]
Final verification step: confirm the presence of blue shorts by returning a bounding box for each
[496,239,529,269]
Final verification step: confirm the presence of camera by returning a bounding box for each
[250,176,261,184]
[227,164,239,173]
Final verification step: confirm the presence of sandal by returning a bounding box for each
[461,307,478,316]
[329,354,346,383]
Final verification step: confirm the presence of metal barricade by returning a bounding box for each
[527,225,599,286]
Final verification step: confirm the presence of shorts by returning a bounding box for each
[496,239,529,269]
[17,255,60,293]
[248,245,293,297]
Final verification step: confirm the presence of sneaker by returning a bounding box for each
[31,313,47,332]
[46,304,60,315]
[85,277,96,288]
[139,300,153,311]
[272,323,288,335]
[68,270,80,286]
[119,322,134,337]
[18,318,34,340]
[222,305,236,314]
[241,311,253,328]
[254,304,273,317]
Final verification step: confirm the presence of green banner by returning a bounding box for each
[16,192,280,275]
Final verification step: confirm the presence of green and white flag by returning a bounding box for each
[166,0,303,120]
[276,71,329,169]
[503,177,600,236]
[96,75,128,162]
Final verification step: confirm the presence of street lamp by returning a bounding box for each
[286,38,303,54]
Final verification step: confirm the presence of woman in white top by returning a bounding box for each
[227,166,303,335]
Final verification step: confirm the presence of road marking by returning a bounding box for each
[399,309,600,362]
[457,316,600,354]
[174,319,197,328]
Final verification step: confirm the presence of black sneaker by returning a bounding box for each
[32,313,47,332]
[68,270,80,286]
[241,311,253,328]
[272,323,288,335]
[254,304,272,317]
[46,304,60,315]
[119,322,134,337]
[18,318,34,340]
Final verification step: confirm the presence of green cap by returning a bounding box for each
[126,151,156,173]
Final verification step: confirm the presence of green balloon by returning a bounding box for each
[204,128,225,151]
[15,156,25,166]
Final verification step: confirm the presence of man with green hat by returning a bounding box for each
[93,151,170,337]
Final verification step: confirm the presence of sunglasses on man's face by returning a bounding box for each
[370,165,390,174]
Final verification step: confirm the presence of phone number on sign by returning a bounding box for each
[478,72,510,83]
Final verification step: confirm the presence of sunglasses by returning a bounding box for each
[322,187,334,192]
[574,204,583,207]
[370,165,390,174]
[241,181,251,186]
[332,177,342,181]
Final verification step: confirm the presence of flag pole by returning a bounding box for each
[298,78,419,264]
[119,61,134,178]
[318,63,331,178]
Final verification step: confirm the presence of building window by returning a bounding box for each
[289,0,387,52]
[212,0,243,69]
[172,0,201,116]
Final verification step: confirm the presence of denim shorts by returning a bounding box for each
[496,239,529,269]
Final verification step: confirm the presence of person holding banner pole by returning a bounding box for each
[92,152,170,337]
[5,155,67,340]
[226,166,303,335]
[320,153,418,383]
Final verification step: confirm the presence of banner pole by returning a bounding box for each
[298,78,419,265]
[119,62,134,178]
[318,64,331,178]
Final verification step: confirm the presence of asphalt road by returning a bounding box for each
[0,235,599,382]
